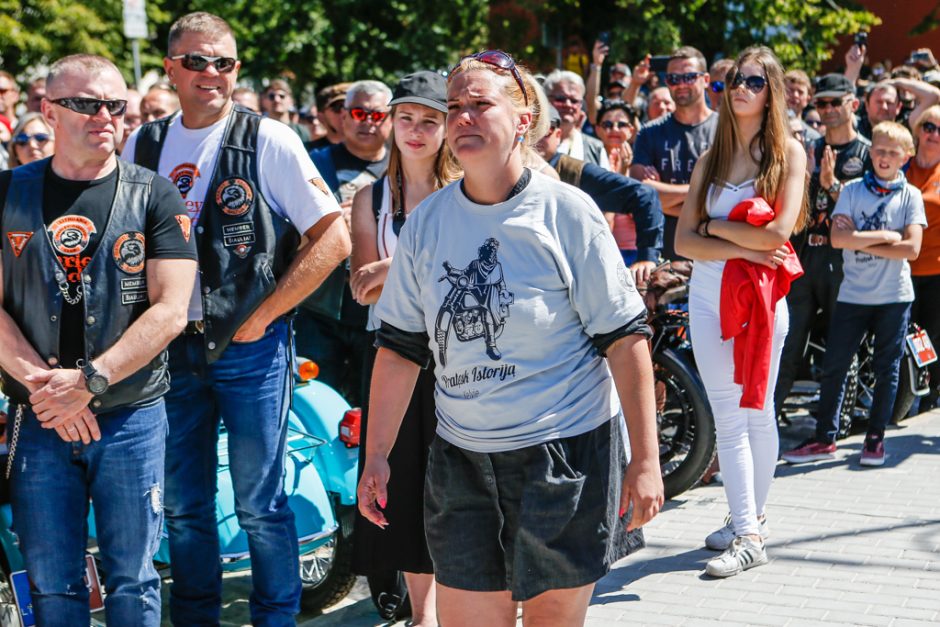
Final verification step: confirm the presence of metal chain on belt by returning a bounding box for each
[5,405,24,480]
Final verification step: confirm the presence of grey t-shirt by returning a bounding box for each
[375,171,647,453]
[833,176,927,305]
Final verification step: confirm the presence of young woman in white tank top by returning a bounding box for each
[675,46,808,578]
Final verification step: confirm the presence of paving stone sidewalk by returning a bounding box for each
[306,409,940,626]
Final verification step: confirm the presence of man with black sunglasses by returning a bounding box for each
[297,79,392,409]
[121,11,350,625]
[262,78,310,143]
[0,54,198,625]
[631,46,718,261]
[774,73,872,418]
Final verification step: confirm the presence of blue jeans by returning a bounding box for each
[163,320,299,626]
[816,301,911,443]
[9,400,166,626]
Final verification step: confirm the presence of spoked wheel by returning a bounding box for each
[654,347,716,499]
[0,576,21,627]
[300,506,357,614]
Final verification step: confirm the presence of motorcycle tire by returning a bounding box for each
[367,569,412,621]
[891,355,919,425]
[654,347,716,499]
[300,505,358,614]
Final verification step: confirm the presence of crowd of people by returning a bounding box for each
[1,10,939,625]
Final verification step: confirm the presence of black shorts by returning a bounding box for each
[424,416,644,601]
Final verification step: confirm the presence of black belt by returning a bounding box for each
[183,320,205,335]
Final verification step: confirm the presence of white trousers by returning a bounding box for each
[688,262,789,536]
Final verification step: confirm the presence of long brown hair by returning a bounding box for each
[695,46,808,232]
[386,106,461,216]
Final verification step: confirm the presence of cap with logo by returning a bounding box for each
[390,71,447,114]
[814,73,854,99]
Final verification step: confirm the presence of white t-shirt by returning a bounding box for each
[122,112,341,320]
[375,171,647,452]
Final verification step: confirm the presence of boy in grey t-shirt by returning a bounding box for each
[783,122,926,467]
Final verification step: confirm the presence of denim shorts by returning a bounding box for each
[424,416,644,601]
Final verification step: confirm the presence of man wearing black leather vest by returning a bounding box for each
[121,12,350,626]
[0,55,198,626]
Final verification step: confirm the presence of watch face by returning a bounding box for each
[88,374,109,396]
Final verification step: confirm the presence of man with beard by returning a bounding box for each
[630,46,717,260]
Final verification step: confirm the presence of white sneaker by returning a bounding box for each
[705,514,770,551]
[705,536,768,578]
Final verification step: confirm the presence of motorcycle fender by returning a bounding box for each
[290,381,359,506]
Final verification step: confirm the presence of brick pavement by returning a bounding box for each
[306,409,940,626]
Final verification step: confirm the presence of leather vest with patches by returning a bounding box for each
[1,158,168,412]
[134,107,299,363]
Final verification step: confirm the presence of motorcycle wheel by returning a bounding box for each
[299,505,358,614]
[0,576,20,627]
[654,347,716,499]
[891,355,919,424]
[367,569,412,621]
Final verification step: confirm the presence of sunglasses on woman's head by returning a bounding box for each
[347,107,389,123]
[452,50,528,106]
[50,97,128,116]
[600,120,632,130]
[664,72,704,86]
[921,121,940,135]
[169,54,238,74]
[13,132,51,146]
[730,72,767,94]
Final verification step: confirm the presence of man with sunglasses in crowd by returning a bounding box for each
[631,46,718,261]
[544,69,610,168]
[121,11,350,625]
[296,80,392,408]
[0,54,198,625]
[309,82,351,150]
[783,69,823,148]
[774,73,872,423]
[707,58,735,111]
[262,77,310,142]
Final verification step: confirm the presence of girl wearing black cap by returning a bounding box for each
[349,70,459,625]
[358,52,662,625]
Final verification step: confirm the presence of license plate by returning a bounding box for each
[10,571,35,626]
[906,329,938,368]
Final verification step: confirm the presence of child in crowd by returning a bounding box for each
[783,122,926,466]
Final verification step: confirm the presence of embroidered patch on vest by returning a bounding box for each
[169,163,200,199]
[222,221,255,257]
[842,157,865,177]
[112,232,146,274]
[48,216,96,255]
[6,231,33,258]
[215,178,254,216]
[175,215,192,242]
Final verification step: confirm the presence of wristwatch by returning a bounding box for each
[77,359,109,396]
[827,180,843,195]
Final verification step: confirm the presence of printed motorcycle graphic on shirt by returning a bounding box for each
[435,238,514,366]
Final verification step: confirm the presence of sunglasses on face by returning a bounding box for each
[711,81,725,94]
[347,107,389,123]
[169,54,238,74]
[921,121,940,135]
[730,72,767,94]
[13,132,51,146]
[815,97,845,110]
[600,120,632,130]
[805,119,822,128]
[453,50,528,106]
[326,101,345,114]
[665,72,705,86]
[551,95,581,105]
[51,97,127,116]
[266,92,288,101]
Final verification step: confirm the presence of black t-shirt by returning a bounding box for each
[330,143,389,204]
[805,135,872,241]
[0,163,197,368]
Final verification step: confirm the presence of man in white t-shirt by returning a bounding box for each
[121,12,349,625]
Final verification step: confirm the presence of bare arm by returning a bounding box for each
[629,163,688,215]
[357,347,422,527]
[603,211,616,231]
[586,40,608,126]
[833,219,922,260]
[830,214,903,250]
[350,183,389,305]
[891,78,940,127]
[705,139,808,250]
[625,55,650,107]
[606,333,664,530]
[233,212,352,341]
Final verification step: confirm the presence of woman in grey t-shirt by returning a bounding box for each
[357,52,663,625]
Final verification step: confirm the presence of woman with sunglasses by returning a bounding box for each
[675,46,808,578]
[908,105,940,410]
[594,100,643,266]
[349,70,459,626]
[358,51,663,625]
[7,112,54,168]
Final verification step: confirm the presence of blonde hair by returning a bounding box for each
[447,54,549,158]
[387,106,461,215]
[872,121,915,156]
[696,46,809,233]
[8,112,54,168]
[912,104,940,149]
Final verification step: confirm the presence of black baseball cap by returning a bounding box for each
[390,71,447,113]
[814,73,854,99]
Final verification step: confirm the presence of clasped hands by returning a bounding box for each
[24,368,101,444]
